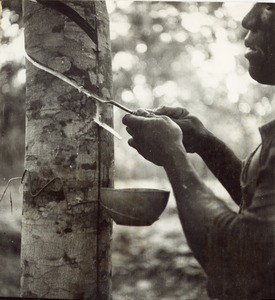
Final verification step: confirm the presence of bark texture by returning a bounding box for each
[21,1,113,299]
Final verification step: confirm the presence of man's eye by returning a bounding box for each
[265,4,274,11]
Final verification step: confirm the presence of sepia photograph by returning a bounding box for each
[0,1,275,299]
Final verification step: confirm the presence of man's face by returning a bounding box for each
[242,3,275,85]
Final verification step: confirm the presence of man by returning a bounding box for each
[123,3,275,299]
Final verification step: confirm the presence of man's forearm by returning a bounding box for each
[196,131,242,205]
[164,147,235,270]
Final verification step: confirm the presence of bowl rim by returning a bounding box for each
[100,187,170,193]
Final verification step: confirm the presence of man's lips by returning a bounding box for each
[245,48,262,60]
[244,43,265,63]
[244,35,265,62]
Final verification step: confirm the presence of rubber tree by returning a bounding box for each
[21,1,113,299]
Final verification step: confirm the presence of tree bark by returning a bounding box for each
[21,1,113,299]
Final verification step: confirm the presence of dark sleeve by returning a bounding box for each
[205,139,275,299]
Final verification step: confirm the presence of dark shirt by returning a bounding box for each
[206,119,275,300]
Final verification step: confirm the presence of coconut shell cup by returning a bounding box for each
[100,188,170,226]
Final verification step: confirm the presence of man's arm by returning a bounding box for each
[122,112,236,267]
[162,143,236,268]
[153,106,242,204]
[195,131,242,205]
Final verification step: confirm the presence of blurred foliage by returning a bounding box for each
[109,1,275,180]
[1,1,275,182]
[0,0,24,181]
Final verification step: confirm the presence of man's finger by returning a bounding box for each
[135,108,152,117]
[153,105,177,116]
[146,108,155,114]
[154,106,189,119]
[152,106,168,115]
[177,107,189,118]
[122,114,146,131]
[126,126,134,136]
[128,138,137,149]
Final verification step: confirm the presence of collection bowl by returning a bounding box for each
[100,188,170,226]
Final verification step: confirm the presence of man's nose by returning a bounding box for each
[241,4,259,31]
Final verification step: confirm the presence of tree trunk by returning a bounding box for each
[21,1,113,299]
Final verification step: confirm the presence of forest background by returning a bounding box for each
[0,1,274,299]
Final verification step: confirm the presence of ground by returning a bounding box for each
[112,206,209,300]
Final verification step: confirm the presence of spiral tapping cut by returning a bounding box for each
[24,51,133,139]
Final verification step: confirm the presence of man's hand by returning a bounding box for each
[152,106,209,154]
[122,109,184,166]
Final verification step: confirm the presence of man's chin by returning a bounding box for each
[248,65,275,85]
